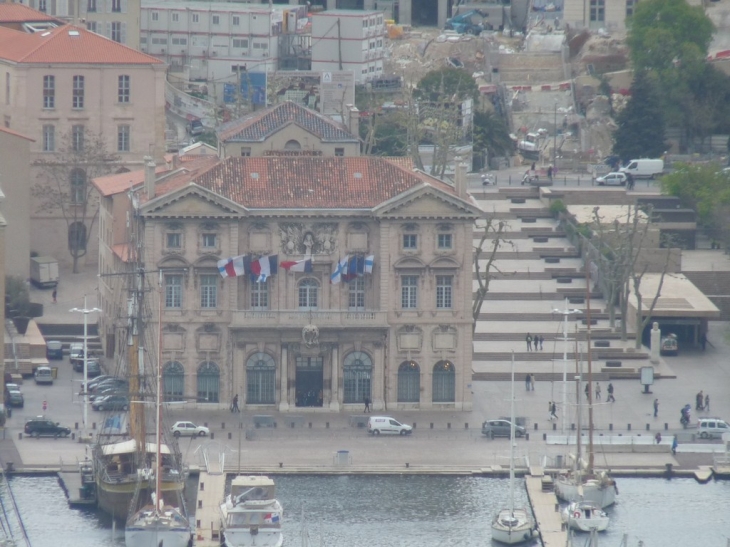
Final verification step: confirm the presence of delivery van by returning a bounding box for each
[34,366,54,385]
[619,158,664,179]
[367,416,413,436]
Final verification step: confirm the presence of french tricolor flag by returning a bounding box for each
[217,255,246,278]
[250,255,278,283]
[280,257,313,272]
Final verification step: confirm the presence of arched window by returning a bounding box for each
[284,139,301,150]
[163,361,184,402]
[298,279,319,310]
[343,351,372,404]
[68,222,87,252]
[197,361,220,403]
[246,352,276,405]
[432,361,455,403]
[70,168,86,203]
[397,361,420,403]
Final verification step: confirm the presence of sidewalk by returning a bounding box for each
[28,263,99,325]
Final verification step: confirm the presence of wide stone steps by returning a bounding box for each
[480,291,603,300]
[472,371,612,382]
[475,312,611,322]
[473,332,629,341]
[473,350,648,361]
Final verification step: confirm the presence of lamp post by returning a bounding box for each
[553,101,558,173]
[552,298,581,434]
[70,296,101,438]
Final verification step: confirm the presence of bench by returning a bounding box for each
[556,277,573,284]
[349,415,369,428]
[544,257,561,264]
[594,340,610,348]
[253,415,276,428]
[605,361,622,367]
[533,236,549,243]
[568,297,584,304]
[511,198,526,204]
[581,318,598,325]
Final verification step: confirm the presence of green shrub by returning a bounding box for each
[549,199,567,218]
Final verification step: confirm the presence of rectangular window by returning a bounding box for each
[232,38,248,49]
[438,233,453,249]
[335,147,344,157]
[43,75,55,109]
[348,277,365,311]
[626,0,637,17]
[436,275,453,309]
[232,15,240,25]
[165,274,183,308]
[192,13,199,23]
[112,0,121,12]
[111,21,122,42]
[401,275,418,309]
[166,233,181,248]
[202,233,216,248]
[42,125,55,152]
[403,234,417,249]
[86,21,97,32]
[590,0,605,22]
[251,280,269,310]
[200,275,217,308]
[118,75,130,103]
[5,72,9,105]
[241,147,251,157]
[87,0,96,12]
[151,11,159,21]
[212,15,220,25]
[172,12,179,22]
[72,125,84,152]
[72,75,84,109]
[38,0,46,11]
[117,124,130,152]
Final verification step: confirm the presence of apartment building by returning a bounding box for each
[0,127,32,278]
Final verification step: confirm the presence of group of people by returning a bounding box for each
[695,390,710,412]
[525,333,544,351]
[582,382,615,402]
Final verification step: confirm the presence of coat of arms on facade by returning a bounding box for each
[280,223,339,255]
[302,324,320,348]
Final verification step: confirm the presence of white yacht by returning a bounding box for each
[561,500,610,532]
[220,476,283,547]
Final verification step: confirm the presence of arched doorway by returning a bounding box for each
[343,351,372,404]
[246,352,276,404]
[197,361,220,403]
[295,356,323,407]
[432,361,455,403]
[162,361,184,402]
[397,361,420,403]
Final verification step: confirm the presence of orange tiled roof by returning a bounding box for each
[0,24,164,65]
[92,166,170,197]
[0,4,60,23]
[191,156,457,209]
[0,126,34,141]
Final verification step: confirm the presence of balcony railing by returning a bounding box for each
[230,310,388,328]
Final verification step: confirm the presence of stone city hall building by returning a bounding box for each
[96,155,480,412]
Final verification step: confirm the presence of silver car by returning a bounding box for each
[481,419,526,439]
[596,172,627,186]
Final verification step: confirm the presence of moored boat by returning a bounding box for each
[561,500,610,532]
[220,476,283,547]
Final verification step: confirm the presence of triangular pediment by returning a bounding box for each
[141,184,247,218]
[375,185,481,220]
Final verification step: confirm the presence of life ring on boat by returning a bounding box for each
[573,511,581,518]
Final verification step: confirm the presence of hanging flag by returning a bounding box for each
[264,513,280,524]
[280,257,313,272]
[250,255,278,282]
[330,255,349,284]
[217,255,246,278]
[364,255,375,274]
[342,255,358,282]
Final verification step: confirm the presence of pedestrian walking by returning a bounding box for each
[696,390,704,411]
[655,432,662,444]
[584,383,590,400]
[704,393,710,412]
[626,172,635,190]
[595,383,601,401]
[539,335,544,351]
[231,394,240,413]
[653,398,659,418]
[52,288,57,304]
[525,374,531,391]
[607,383,615,402]
[363,395,371,413]
[530,374,535,391]
[547,165,553,181]
[533,336,539,351]
[671,436,678,455]
[550,401,558,421]
[526,333,532,351]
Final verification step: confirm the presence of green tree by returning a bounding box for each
[473,110,513,168]
[612,73,666,161]
[416,67,478,102]
[5,276,31,318]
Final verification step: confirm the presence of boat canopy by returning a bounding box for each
[100,439,171,456]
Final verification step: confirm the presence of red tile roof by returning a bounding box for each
[0,24,164,65]
[0,126,34,141]
[191,156,458,209]
[92,166,171,197]
[0,4,60,23]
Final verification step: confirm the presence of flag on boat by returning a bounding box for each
[280,257,313,272]
[364,254,375,274]
[250,255,278,283]
[330,255,349,284]
[264,513,280,524]
[103,414,124,433]
[217,255,246,278]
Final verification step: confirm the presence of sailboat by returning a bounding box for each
[125,274,193,547]
[491,351,537,545]
[554,259,618,509]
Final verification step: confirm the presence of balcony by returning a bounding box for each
[230,310,388,329]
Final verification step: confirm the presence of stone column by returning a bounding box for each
[650,322,660,365]
[330,344,340,411]
[279,344,290,411]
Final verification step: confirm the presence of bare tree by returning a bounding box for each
[33,128,119,273]
[472,215,513,333]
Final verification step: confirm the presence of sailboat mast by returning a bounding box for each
[129,268,146,453]
[155,272,163,511]
[509,351,515,516]
[585,258,595,472]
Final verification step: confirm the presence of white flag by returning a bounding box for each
[330,255,349,284]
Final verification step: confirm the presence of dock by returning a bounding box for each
[194,471,227,547]
[58,469,96,507]
[525,472,567,547]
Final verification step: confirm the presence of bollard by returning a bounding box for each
[464,423,468,430]
[447,423,451,429]
[665,463,673,477]
[525,433,529,441]
[646,424,650,431]
[279,462,283,468]
[326,422,329,428]
[228,432,232,440]
[552,423,556,431]
[210,432,214,440]
[309,422,312,428]
[18,433,22,440]
[628,424,631,431]
[222,422,225,430]
[534,423,538,430]
[609,423,613,431]
[92,422,96,430]
[413,423,417,429]
[405,463,409,468]
[75,422,79,430]
[543,433,547,441]
[200,482,205,491]
[204,422,208,428]
[571,423,575,431]
[665,423,669,431]
[72,433,75,441]
[430,423,434,429]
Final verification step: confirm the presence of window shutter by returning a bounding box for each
[106,0,111,13]
[105,21,111,38]
[121,0,127,13]
[121,22,127,44]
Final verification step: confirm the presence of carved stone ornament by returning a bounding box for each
[313,223,338,255]
[279,223,304,255]
[302,324,320,348]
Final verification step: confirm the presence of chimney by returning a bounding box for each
[346,104,360,138]
[454,157,468,199]
[144,156,156,199]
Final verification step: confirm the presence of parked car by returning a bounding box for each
[24,417,71,438]
[91,394,130,411]
[34,366,54,385]
[187,119,204,136]
[5,389,24,408]
[367,416,413,436]
[71,349,99,368]
[89,385,128,401]
[171,421,210,438]
[481,419,526,439]
[86,360,102,378]
[595,172,627,186]
[89,378,128,395]
[74,357,101,373]
[86,375,115,391]
[46,340,63,360]
[697,417,729,440]
[69,343,84,364]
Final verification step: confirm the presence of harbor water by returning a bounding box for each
[4,475,729,546]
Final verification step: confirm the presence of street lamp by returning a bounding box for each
[553,101,558,173]
[70,296,101,438]
[552,298,581,434]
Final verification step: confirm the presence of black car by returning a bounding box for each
[5,389,24,408]
[92,394,130,411]
[74,358,101,375]
[24,417,71,438]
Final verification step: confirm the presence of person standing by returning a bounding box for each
[539,335,544,351]
[525,374,531,391]
[595,383,601,401]
[671,436,678,455]
[550,401,558,421]
[607,383,615,402]
[231,394,240,413]
[654,398,659,417]
[584,383,590,400]
[363,395,371,413]
[547,165,553,181]
[655,432,662,444]
[704,393,710,412]
[533,336,539,351]
[52,288,57,304]
[526,333,532,351]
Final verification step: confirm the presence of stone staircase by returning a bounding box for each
[36,323,102,354]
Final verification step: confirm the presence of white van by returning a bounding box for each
[619,158,664,179]
[34,366,54,385]
[697,417,729,439]
[367,416,413,436]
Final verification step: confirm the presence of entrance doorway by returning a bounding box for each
[295,356,324,407]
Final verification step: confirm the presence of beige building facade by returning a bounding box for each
[96,156,479,412]
[0,126,32,278]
